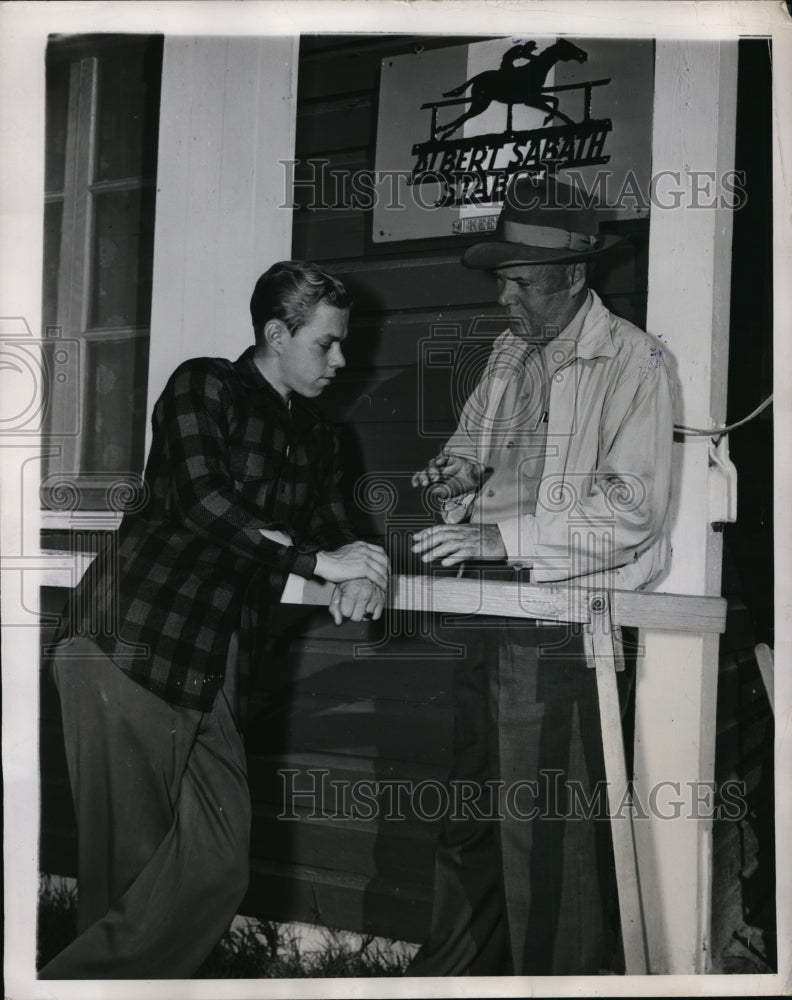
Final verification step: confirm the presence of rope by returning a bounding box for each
[673,395,773,437]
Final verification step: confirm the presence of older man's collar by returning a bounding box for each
[542,291,617,374]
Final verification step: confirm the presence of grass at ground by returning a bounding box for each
[196,918,414,978]
[37,876,414,978]
[37,876,78,971]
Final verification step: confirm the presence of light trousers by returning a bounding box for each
[39,635,251,979]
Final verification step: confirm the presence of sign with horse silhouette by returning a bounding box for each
[373,37,654,242]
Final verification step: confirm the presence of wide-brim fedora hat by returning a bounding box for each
[462,173,625,269]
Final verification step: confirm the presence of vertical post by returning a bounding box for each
[146,36,299,450]
[635,39,737,973]
[588,593,648,974]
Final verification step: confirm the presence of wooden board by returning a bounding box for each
[242,858,431,943]
[250,805,439,881]
[246,692,453,765]
[281,573,728,634]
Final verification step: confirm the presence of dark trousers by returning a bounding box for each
[39,636,251,979]
[409,621,635,976]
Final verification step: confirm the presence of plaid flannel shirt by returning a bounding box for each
[60,347,357,711]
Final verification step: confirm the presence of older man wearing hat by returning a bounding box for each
[409,174,674,975]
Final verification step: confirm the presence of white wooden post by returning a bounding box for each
[147,36,298,450]
[635,39,738,973]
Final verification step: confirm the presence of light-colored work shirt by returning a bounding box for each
[444,290,674,589]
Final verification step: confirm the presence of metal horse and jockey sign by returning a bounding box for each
[373,37,654,241]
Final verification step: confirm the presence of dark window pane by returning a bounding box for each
[82,335,149,474]
[89,187,156,329]
[42,200,63,330]
[95,39,163,182]
[45,57,70,192]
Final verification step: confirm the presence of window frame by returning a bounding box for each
[42,35,162,516]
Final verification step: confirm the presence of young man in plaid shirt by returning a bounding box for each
[40,261,389,979]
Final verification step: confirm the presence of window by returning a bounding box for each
[42,34,162,511]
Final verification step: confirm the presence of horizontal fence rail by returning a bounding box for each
[36,552,728,636]
[282,572,728,635]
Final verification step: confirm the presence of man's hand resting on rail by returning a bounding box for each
[315,541,390,592]
[411,523,507,567]
[328,579,386,625]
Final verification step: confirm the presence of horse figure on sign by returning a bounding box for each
[435,39,588,139]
